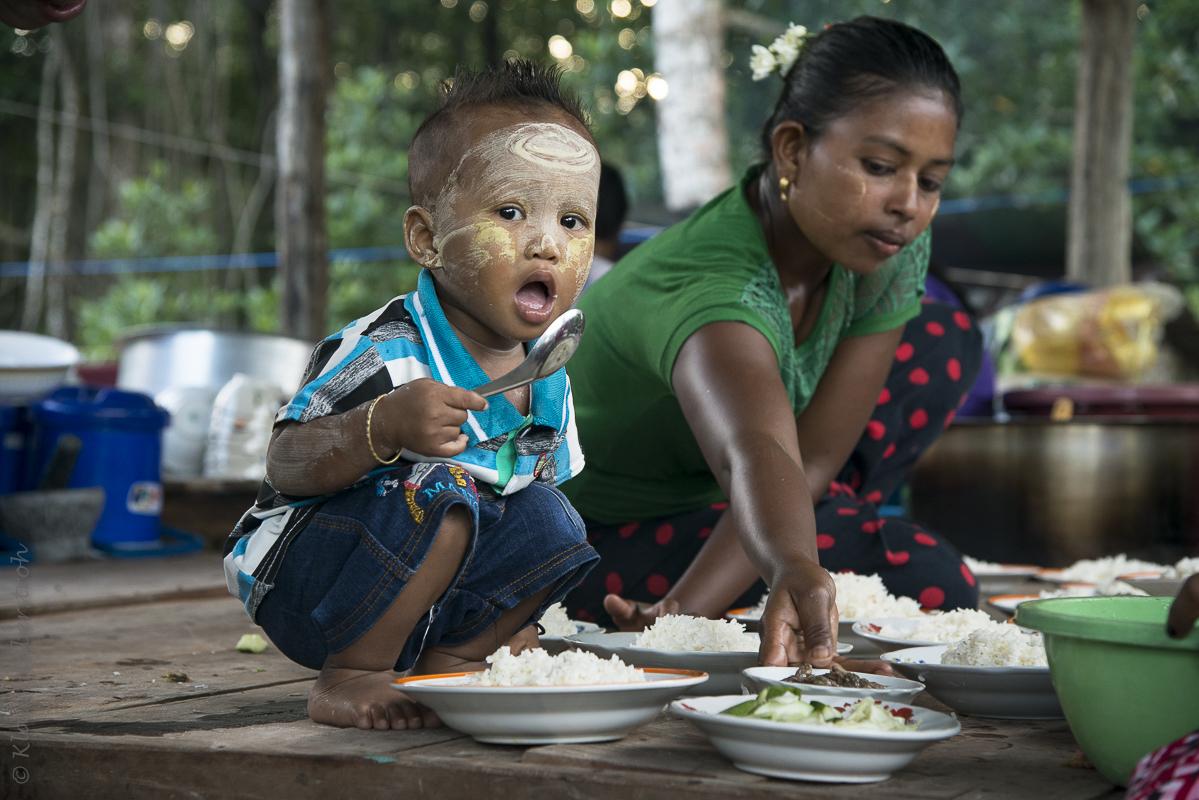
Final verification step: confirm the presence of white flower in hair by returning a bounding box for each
[749,44,777,82]
[751,22,811,81]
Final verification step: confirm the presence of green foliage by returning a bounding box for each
[10,0,1199,343]
[75,163,276,359]
[325,67,421,248]
[90,161,219,258]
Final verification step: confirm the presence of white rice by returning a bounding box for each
[963,555,1003,574]
[879,608,995,643]
[1038,579,1147,599]
[1058,554,1167,583]
[468,646,645,686]
[633,614,757,652]
[1163,557,1199,580]
[941,625,1048,667]
[538,603,580,637]
[749,571,923,620]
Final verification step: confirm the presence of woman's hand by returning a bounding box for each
[603,595,680,632]
[1167,573,1199,639]
[833,655,894,676]
[758,560,839,667]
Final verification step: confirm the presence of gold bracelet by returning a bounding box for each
[366,395,401,464]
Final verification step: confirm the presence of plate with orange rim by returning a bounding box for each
[392,667,708,744]
[987,594,1040,614]
[988,583,1097,612]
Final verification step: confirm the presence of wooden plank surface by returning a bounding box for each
[0,595,1120,800]
[0,551,228,619]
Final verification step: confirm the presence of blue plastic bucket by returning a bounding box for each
[28,387,169,547]
[0,406,27,495]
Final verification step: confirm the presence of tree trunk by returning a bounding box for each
[45,28,81,341]
[652,0,731,211]
[1066,0,1137,287]
[84,0,111,238]
[276,0,328,341]
[22,47,61,333]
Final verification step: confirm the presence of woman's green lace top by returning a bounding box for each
[740,228,931,414]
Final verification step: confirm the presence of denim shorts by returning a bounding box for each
[255,462,598,672]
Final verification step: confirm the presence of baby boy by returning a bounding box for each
[223,60,601,730]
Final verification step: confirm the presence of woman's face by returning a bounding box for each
[784,91,957,275]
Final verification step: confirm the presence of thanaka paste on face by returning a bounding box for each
[429,121,599,284]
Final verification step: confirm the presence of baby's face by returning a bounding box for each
[426,119,600,348]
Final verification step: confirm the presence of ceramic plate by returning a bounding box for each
[539,621,602,655]
[672,693,959,783]
[567,631,850,696]
[851,619,947,648]
[882,645,1063,720]
[741,666,924,703]
[1118,572,1185,598]
[393,667,708,744]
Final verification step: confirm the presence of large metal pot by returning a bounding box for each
[115,325,315,398]
[909,419,1199,567]
[115,325,315,479]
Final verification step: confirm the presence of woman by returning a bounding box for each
[562,16,981,667]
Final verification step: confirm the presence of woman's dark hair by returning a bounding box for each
[760,16,962,157]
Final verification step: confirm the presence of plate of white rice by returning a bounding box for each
[569,615,849,695]
[962,556,1040,577]
[735,572,925,622]
[852,609,996,648]
[393,646,708,744]
[1118,557,1199,597]
[1037,554,1168,584]
[537,603,602,654]
[729,572,925,653]
[882,627,1062,719]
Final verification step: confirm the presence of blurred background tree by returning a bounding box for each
[0,0,1196,355]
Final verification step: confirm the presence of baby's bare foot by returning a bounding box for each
[307,666,441,730]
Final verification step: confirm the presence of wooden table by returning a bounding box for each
[0,556,1120,799]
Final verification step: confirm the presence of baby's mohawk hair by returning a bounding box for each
[408,59,592,209]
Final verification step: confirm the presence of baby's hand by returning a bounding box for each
[376,379,488,459]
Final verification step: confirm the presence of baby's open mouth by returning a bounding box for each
[515,278,556,323]
[517,281,550,307]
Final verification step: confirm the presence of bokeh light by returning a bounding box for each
[548,35,573,60]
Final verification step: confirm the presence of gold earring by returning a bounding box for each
[778,176,790,202]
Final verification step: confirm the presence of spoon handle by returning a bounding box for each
[474,367,538,399]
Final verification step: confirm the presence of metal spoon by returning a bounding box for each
[473,309,586,398]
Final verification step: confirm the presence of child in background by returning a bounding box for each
[223,60,601,730]
[580,163,628,294]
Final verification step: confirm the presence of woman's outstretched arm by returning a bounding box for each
[606,321,902,666]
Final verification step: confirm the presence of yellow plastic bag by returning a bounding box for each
[1010,283,1183,380]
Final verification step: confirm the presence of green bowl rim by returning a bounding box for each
[1016,597,1199,651]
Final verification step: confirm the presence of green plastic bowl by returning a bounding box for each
[1016,597,1199,787]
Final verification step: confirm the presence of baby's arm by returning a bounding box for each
[266,379,489,497]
